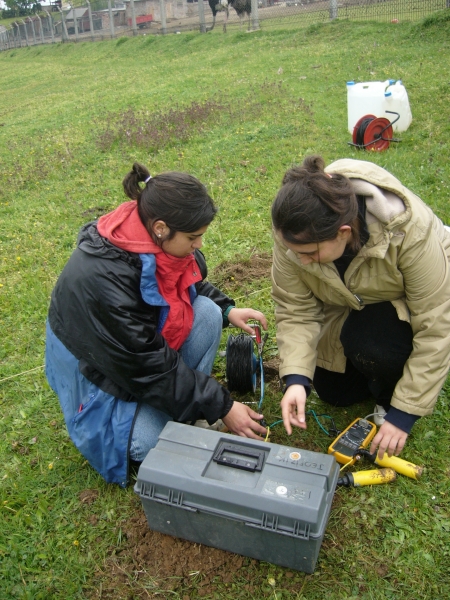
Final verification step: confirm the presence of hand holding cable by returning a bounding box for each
[226,307,268,335]
[222,401,267,439]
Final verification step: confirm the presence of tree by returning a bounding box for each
[2,0,41,17]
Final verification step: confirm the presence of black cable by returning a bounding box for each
[226,334,256,393]
[355,116,374,147]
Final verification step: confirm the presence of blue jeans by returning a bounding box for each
[129,295,223,462]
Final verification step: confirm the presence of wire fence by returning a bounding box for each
[0,0,448,50]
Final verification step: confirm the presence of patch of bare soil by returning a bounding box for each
[210,251,272,295]
[88,506,261,598]
[88,493,340,599]
[263,356,281,381]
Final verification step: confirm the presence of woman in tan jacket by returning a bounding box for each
[271,155,450,459]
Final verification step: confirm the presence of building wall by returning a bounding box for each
[125,0,189,21]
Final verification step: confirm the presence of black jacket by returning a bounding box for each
[48,222,235,424]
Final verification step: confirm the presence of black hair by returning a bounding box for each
[122,162,218,243]
[271,155,361,253]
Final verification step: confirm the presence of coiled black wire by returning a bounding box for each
[355,116,375,146]
[226,334,256,393]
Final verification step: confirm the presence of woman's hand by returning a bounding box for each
[280,385,308,435]
[227,307,268,335]
[370,421,408,458]
[222,402,267,439]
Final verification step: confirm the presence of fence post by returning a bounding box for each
[11,28,16,48]
[329,0,338,20]
[251,0,259,30]
[59,7,69,42]
[108,0,115,38]
[197,0,206,33]
[14,22,21,47]
[36,14,45,44]
[86,1,95,41]
[29,17,37,45]
[130,0,138,36]
[159,0,167,34]
[21,20,30,46]
[46,11,55,43]
[74,9,80,42]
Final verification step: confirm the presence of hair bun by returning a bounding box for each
[305,155,325,173]
[282,155,325,185]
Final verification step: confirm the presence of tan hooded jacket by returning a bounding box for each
[271,158,450,416]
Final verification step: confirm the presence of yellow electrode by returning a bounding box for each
[351,468,397,486]
[374,452,423,480]
[338,468,397,487]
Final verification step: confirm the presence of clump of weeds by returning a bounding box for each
[95,99,227,152]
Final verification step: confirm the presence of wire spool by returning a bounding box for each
[352,114,394,151]
[226,334,257,394]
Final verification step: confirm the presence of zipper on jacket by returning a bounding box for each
[353,294,364,306]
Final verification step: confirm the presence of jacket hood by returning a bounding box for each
[351,178,405,226]
[326,158,408,226]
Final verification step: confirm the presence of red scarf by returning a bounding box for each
[97,201,201,350]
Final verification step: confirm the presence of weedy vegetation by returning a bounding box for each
[0,10,449,600]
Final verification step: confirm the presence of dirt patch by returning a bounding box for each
[210,251,272,294]
[262,356,281,381]
[89,506,258,598]
[79,489,99,505]
[87,500,317,598]
[89,492,340,599]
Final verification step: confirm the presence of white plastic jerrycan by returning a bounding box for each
[384,80,413,132]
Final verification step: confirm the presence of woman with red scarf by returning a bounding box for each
[45,163,267,486]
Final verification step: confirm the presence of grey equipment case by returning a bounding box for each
[134,422,339,573]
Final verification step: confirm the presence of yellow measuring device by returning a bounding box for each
[328,418,377,466]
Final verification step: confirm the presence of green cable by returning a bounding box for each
[267,412,334,436]
[307,410,332,436]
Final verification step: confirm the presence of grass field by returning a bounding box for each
[1,9,450,600]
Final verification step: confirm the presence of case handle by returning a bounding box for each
[212,442,265,472]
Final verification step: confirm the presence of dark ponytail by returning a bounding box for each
[122,162,218,242]
[272,155,361,253]
[122,162,151,203]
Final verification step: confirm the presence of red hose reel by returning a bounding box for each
[349,110,401,152]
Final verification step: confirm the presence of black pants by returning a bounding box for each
[313,302,413,409]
